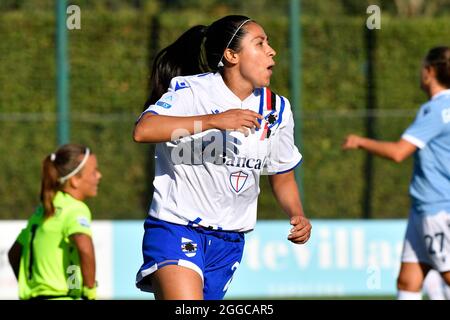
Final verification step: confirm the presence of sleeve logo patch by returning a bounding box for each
[155,93,176,109]
[156,101,172,109]
[77,217,91,228]
[442,108,450,124]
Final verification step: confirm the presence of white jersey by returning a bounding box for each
[139,72,302,232]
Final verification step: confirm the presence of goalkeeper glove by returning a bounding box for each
[81,284,97,300]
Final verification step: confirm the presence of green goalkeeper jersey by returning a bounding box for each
[16,191,92,300]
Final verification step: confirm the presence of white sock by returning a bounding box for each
[443,285,450,300]
[397,290,422,300]
[426,286,445,300]
[423,271,445,300]
[422,270,445,300]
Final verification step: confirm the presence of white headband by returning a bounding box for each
[58,148,90,184]
[217,19,252,68]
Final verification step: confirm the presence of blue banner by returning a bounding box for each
[227,220,405,297]
[112,220,406,299]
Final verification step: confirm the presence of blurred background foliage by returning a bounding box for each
[2,0,450,17]
[1,0,449,220]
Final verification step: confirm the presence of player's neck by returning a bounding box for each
[62,187,86,201]
[429,83,448,99]
[221,70,254,101]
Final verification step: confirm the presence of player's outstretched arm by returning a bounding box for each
[268,171,311,244]
[342,134,416,163]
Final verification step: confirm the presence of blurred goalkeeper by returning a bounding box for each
[8,144,101,300]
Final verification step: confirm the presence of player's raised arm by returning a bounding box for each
[133,109,262,143]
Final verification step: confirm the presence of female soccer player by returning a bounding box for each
[343,46,450,300]
[134,15,311,300]
[8,144,102,300]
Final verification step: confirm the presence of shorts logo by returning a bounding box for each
[181,237,197,257]
[229,171,249,193]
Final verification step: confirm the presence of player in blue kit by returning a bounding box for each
[343,46,450,299]
[133,15,312,300]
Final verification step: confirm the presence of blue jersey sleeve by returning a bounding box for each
[402,101,447,149]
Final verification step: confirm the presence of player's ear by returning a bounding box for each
[424,64,437,78]
[223,49,239,66]
[428,65,438,79]
[68,175,81,189]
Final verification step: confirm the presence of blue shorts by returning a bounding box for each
[135,216,245,300]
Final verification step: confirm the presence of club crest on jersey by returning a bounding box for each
[229,171,249,193]
[181,237,197,257]
[265,110,278,128]
[258,87,284,140]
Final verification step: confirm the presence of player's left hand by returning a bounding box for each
[288,216,311,244]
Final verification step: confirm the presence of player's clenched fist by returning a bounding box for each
[288,215,312,244]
